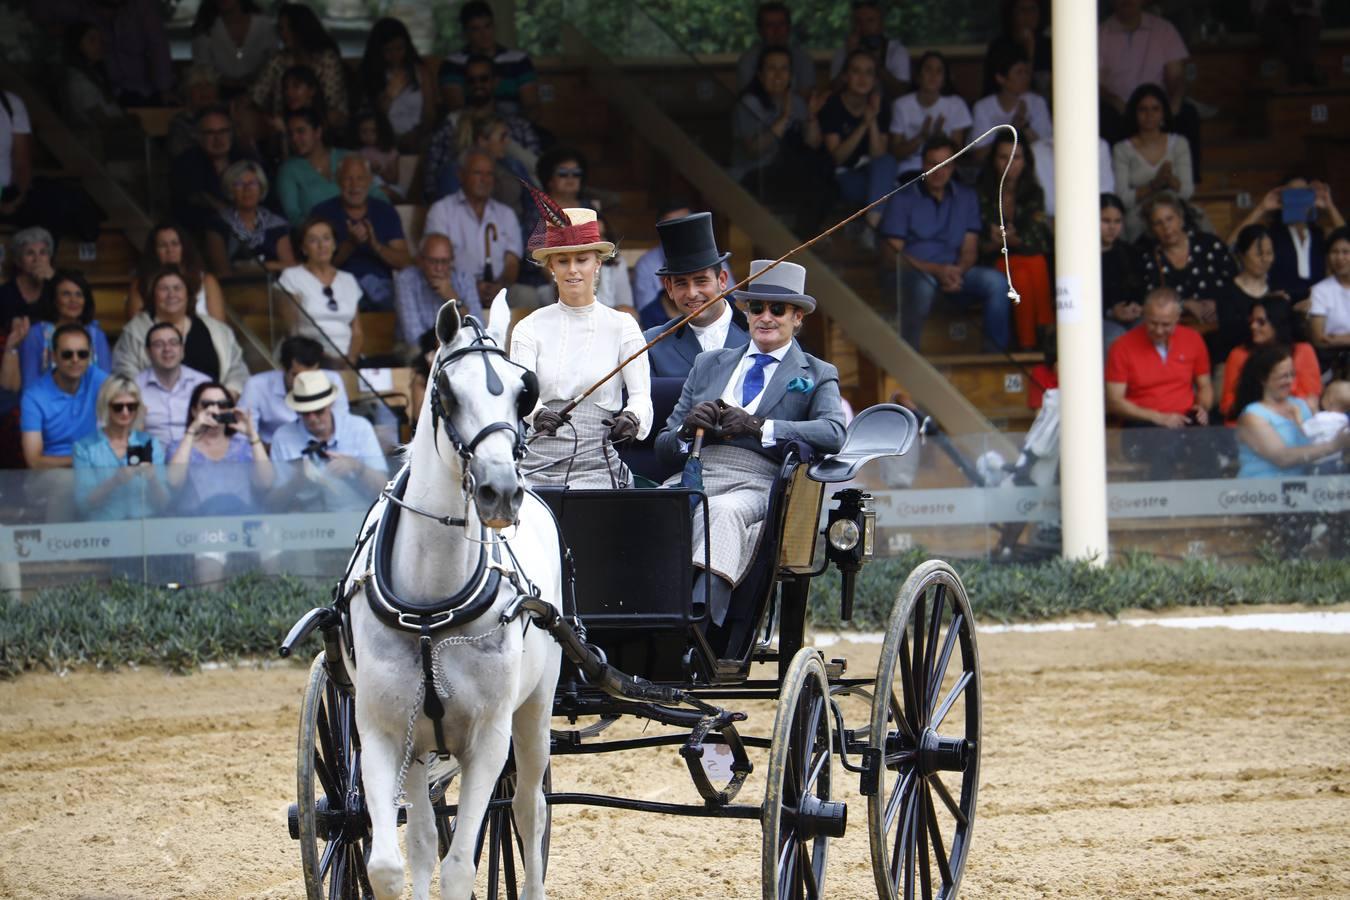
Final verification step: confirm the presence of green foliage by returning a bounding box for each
[807,549,1350,630]
[0,574,329,678]
[4,553,1344,676]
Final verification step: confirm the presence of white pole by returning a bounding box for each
[1051,0,1110,563]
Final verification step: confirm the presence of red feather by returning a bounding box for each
[520,179,571,229]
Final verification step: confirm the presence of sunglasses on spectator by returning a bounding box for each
[199,399,233,410]
[554,168,584,178]
[746,301,791,318]
[109,401,140,413]
[322,285,339,312]
[467,74,494,84]
[59,348,91,360]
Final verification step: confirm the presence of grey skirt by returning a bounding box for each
[523,399,631,489]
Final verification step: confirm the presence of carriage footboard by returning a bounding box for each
[520,597,754,805]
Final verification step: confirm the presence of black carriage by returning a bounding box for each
[281,403,983,900]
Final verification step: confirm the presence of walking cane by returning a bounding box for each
[483,223,499,283]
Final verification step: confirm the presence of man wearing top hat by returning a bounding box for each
[642,212,748,379]
[656,259,845,633]
[268,369,389,510]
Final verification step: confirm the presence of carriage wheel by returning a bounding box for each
[436,758,552,900]
[762,648,843,900]
[295,652,374,900]
[867,560,981,900]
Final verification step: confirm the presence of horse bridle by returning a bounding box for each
[428,318,538,468]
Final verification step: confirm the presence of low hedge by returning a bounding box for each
[1,553,1346,677]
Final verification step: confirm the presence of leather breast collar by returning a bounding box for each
[364,467,504,632]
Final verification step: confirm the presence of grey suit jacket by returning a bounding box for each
[655,341,846,466]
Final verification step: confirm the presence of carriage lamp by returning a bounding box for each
[825,489,875,622]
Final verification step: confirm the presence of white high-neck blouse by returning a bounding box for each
[510,300,653,439]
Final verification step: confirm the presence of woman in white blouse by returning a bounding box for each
[511,207,651,489]
[1112,83,1195,242]
[190,0,275,94]
[888,51,972,175]
[278,218,363,365]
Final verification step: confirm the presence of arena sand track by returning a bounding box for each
[1,607,1347,899]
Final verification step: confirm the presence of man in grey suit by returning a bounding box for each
[642,212,748,378]
[656,260,845,629]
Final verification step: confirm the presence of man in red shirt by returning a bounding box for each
[1106,287,1216,477]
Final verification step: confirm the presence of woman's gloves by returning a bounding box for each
[532,408,570,436]
[603,411,640,443]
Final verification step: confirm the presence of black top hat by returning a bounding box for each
[653,212,731,277]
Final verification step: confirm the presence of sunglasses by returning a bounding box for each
[322,285,339,312]
[59,348,91,360]
[199,399,233,410]
[554,167,584,178]
[745,301,791,318]
[109,401,140,413]
[149,338,183,350]
[467,74,494,84]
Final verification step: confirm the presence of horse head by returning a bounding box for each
[426,298,537,529]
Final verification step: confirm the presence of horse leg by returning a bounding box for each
[405,758,439,900]
[358,724,408,900]
[440,721,510,900]
[511,698,552,900]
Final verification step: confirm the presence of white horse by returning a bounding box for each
[346,298,561,900]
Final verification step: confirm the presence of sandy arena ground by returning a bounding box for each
[1,606,1347,899]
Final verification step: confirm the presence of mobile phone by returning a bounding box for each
[1281,188,1315,225]
[215,410,237,425]
[126,443,151,466]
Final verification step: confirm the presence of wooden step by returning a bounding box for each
[359,311,398,356]
[53,230,136,279]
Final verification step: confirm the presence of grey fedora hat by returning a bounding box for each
[731,259,816,313]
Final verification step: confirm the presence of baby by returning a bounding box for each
[1302,380,1350,470]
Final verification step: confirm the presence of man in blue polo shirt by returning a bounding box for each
[312,156,413,312]
[268,370,387,511]
[880,135,1011,351]
[20,324,107,468]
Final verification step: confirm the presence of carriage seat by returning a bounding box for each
[807,403,918,483]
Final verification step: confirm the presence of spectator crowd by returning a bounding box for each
[0,0,1345,548]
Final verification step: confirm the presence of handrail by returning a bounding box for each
[0,61,154,250]
[560,25,1015,456]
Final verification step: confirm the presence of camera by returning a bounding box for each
[126,443,151,466]
[215,410,237,425]
[302,439,331,461]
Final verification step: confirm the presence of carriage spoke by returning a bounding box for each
[312,749,341,804]
[926,614,963,716]
[888,689,917,744]
[924,783,954,890]
[777,826,799,898]
[897,634,920,735]
[923,584,946,698]
[889,773,919,888]
[317,838,338,879]
[929,777,968,828]
[799,839,821,900]
[915,790,932,900]
[327,844,346,900]
[884,768,916,834]
[802,743,830,795]
[931,672,973,730]
[911,593,927,723]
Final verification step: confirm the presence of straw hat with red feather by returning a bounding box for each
[521,179,615,263]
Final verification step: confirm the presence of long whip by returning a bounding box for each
[554,124,1023,419]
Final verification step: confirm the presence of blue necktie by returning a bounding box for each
[741,353,775,407]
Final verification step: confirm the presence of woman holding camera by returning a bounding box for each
[167,381,272,514]
[73,375,169,520]
[168,381,273,584]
